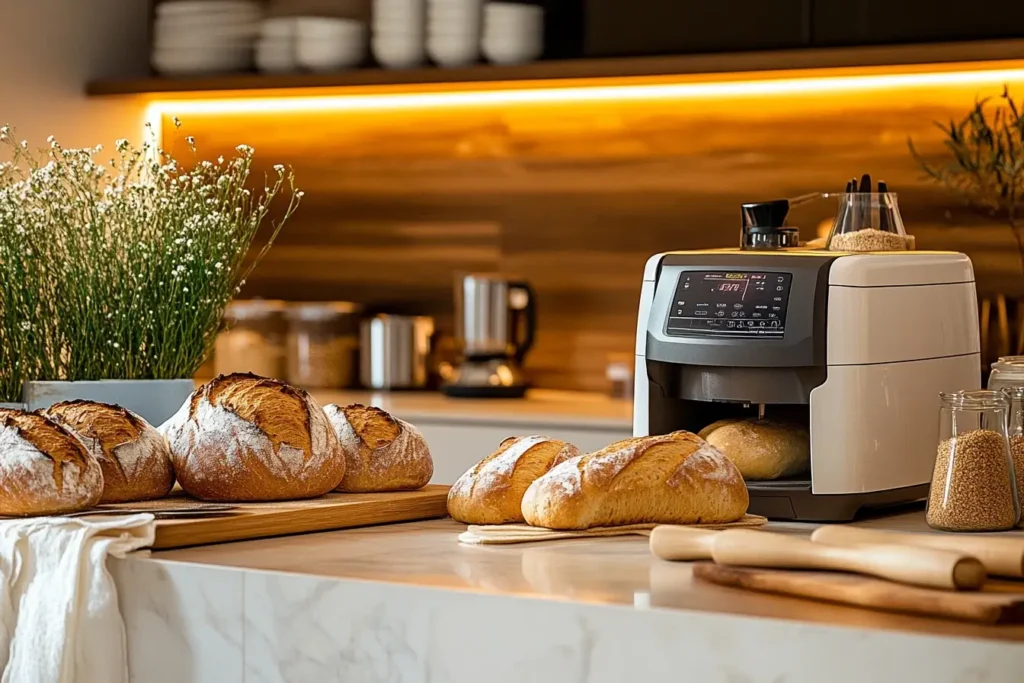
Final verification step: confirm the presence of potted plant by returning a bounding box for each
[0,120,301,424]
[909,86,1024,357]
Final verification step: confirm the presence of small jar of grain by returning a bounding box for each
[1002,386,1024,527]
[928,391,1020,532]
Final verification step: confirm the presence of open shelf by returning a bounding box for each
[86,39,1024,98]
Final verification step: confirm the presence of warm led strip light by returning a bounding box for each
[143,64,1024,137]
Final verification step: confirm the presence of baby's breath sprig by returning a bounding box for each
[0,125,300,400]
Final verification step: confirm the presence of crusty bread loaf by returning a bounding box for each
[702,419,810,480]
[0,408,103,516]
[448,436,581,525]
[521,431,748,530]
[697,419,739,440]
[160,373,345,501]
[44,400,175,503]
[323,403,432,492]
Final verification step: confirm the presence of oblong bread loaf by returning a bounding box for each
[447,436,581,525]
[702,419,809,480]
[521,431,748,530]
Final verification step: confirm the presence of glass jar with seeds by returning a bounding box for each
[1003,386,1024,526]
[988,358,1024,393]
[928,391,1020,532]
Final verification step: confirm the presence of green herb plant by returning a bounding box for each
[910,85,1024,277]
[0,119,301,402]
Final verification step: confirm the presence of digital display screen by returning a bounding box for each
[666,271,792,338]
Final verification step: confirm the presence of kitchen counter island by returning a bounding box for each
[111,510,1024,683]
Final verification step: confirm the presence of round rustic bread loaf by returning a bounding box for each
[44,400,175,503]
[0,408,103,516]
[521,430,748,530]
[702,419,810,480]
[160,373,345,501]
[447,436,581,525]
[323,403,433,492]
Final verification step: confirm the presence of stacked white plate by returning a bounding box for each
[372,0,426,69]
[152,0,262,76]
[426,0,482,67]
[482,2,542,65]
[295,16,368,71]
[256,17,298,73]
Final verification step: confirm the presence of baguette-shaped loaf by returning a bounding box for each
[447,436,581,524]
[521,431,748,530]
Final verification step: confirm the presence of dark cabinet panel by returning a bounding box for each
[813,1,1024,46]
[585,0,811,58]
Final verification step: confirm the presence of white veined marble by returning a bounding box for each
[112,555,1024,683]
[110,557,244,683]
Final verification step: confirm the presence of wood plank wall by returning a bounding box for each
[166,76,1024,391]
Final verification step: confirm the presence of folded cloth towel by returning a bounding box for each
[0,514,155,683]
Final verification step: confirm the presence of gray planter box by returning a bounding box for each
[22,379,195,427]
[0,402,26,411]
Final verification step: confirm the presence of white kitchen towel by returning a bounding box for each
[0,514,155,683]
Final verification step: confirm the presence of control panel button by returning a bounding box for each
[715,311,725,317]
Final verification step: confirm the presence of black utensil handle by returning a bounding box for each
[509,281,536,364]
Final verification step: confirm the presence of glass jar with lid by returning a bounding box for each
[285,302,362,389]
[927,390,1020,531]
[988,358,1024,393]
[214,300,287,378]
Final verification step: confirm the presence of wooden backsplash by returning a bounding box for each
[165,76,1024,391]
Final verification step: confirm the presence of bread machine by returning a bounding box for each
[633,205,981,521]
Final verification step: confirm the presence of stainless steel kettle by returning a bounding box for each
[453,273,536,363]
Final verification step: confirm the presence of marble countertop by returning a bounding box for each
[112,510,1024,683]
[305,388,634,430]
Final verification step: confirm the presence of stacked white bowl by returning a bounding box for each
[152,0,262,75]
[482,2,543,65]
[256,17,298,73]
[295,16,368,71]
[426,0,482,67]
[373,0,426,69]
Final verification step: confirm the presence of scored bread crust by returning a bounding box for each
[447,436,581,525]
[44,400,175,503]
[703,419,810,480]
[160,373,345,501]
[521,431,748,530]
[324,403,433,492]
[0,408,103,516]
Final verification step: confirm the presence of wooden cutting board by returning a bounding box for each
[99,485,450,549]
[692,562,1024,624]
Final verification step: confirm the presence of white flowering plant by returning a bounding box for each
[0,120,301,401]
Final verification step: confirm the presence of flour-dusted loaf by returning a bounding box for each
[521,431,748,530]
[160,373,345,501]
[702,419,810,480]
[447,436,581,525]
[0,408,103,516]
[43,400,175,503]
[323,403,432,492]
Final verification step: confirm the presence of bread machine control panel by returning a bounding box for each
[666,270,793,338]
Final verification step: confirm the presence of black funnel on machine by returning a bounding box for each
[740,198,798,250]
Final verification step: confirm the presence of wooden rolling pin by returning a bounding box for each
[649,527,986,590]
[811,525,1024,578]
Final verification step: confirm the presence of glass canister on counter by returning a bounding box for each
[285,302,362,389]
[927,391,1020,532]
[988,357,1024,392]
[214,300,288,378]
[1003,386,1024,522]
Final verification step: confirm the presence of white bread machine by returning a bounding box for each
[633,248,981,521]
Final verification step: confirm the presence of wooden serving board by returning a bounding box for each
[692,563,1024,624]
[99,485,450,549]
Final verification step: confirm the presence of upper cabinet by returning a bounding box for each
[584,0,810,57]
[581,0,1024,58]
[813,0,1024,47]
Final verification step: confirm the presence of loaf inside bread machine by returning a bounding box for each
[700,418,810,480]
